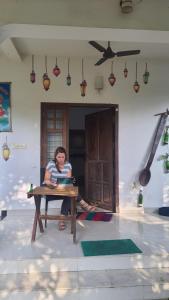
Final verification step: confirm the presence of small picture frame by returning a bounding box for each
[0,82,12,132]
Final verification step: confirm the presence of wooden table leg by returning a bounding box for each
[31,195,44,242]
[70,196,76,243]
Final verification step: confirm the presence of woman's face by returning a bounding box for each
[56,152,65,165]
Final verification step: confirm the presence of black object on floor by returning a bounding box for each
[1,210,7,220]
[159,207,169,216]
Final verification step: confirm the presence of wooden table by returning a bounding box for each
[27,185,78,243]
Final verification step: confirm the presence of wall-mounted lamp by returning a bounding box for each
[94,76,104,92]
[2,136,10,161]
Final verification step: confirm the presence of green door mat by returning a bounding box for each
[81,239,142,256]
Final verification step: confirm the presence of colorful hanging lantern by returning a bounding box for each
[30,55,36,83]
[143,63,150,84]
[53,57,61,77]
[133,62,140,93]
[43,56,50,91]
[66,58,71,86]
[108,61,116,86]
[80,59,87,97]
[2,137,10,161]
[123,62,128,78]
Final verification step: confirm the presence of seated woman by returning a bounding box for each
[44,146,96,230]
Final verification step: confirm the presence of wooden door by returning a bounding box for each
[85,107,118,212]
[41,103,69,182]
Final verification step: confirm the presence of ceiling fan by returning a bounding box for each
[89,41,141,66]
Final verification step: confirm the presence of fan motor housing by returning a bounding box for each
[120,0,133,13]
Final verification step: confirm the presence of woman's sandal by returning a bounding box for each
[58,220,66,231]
[79,199,96,212]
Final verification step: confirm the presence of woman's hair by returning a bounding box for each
[54,146,67,173]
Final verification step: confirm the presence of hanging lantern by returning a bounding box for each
[123,62,128,78]
[80,59,87,97]
[53,57,61,77]
[43,56,50,91]
[66,58,71,86]
[30,55,36,83]
[143,63,150,84]
[2,137,10,161]
[133,62,140,93]
[108,61,116,86]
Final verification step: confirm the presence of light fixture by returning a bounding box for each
[94,76,104,92]
[123,62,128,78]
[143,63,150,84]
[108,61,116,86]
[120,0,133,13]
[53,57,61,77]
[30,55,36,83]
[66,58,71,86]
[2,136,10,161]
[80,59,87,97]
[133,62,140,93]
[43,56,50,91]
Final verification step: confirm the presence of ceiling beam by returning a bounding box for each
[0,38,22,62]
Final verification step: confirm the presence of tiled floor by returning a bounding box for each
[0,208,169,299]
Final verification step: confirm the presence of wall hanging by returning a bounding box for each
[66,58,71,86]
[2,136,10,161]
[43,56,51,91]
[80,59,87,97]
[53,57,61,77]
[0,82,12,132]
[30,55,36,83]
[133,62,140,93]
[108,61,116,86]
[143,63,150,84]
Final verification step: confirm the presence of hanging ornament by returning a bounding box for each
[66,58,71,86]
[80,59,87,97]
[123,62,128,78]
[30,55,36,83]
[143,63,150,84]
[2,136,10,161]
[108,61,116,86]
[43,56,50,91]
[133,62,140,93]
[53,57,61,77]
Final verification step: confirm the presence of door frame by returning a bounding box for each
[41,102,119,213]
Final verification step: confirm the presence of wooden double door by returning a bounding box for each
[41,103,119,212]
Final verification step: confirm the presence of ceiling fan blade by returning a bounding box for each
[95,57,108,66]
[116,50,141,57]
[89,41,106,52]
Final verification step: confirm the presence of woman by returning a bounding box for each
[44,146,96,230]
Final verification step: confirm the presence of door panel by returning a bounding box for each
[85,108,116,211]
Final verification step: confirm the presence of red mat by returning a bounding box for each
[76,212,113,221]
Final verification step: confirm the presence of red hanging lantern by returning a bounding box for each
[123,62,128,78]
[53,57,61,77]
[108,61,116,86]
[66,58,71,86]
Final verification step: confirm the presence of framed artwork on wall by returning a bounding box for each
[0,82,12,132]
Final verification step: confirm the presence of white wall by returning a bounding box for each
[0,55,169,210]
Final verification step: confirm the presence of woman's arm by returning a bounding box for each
[44,169,57,186]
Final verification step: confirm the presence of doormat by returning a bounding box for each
[76,212,113,222]
[81,239,142,256]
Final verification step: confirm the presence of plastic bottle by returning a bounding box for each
[138,189,143,207]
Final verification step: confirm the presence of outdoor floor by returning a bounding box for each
[0,208,169,300]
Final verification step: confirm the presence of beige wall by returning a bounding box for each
[0,55,169,210]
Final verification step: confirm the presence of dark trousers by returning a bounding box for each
[46,195,71,215]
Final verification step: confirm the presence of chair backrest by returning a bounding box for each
[40,167,46,185]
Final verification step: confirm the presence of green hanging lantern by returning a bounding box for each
[165,159,169,172]
[163,127,169,145]
[143,63,150,84]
